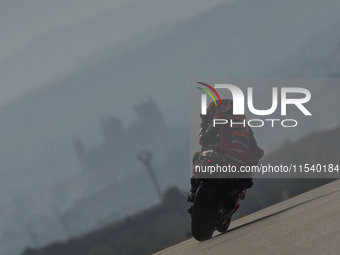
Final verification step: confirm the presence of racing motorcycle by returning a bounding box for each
[188,147,246,241]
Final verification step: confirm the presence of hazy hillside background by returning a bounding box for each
[0,0,230,105]
[20,125,340,255]
[0,0,340,254]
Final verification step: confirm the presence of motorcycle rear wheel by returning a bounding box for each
[191,182,218,241]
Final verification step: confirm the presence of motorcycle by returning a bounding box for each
[188,148,246,241]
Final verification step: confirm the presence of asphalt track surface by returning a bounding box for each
[154,179,340,255]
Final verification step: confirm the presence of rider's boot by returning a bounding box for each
[187,183,198,203]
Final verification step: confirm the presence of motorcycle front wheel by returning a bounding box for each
[216,217,231,233]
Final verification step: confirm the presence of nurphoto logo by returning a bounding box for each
[197,83,312,128]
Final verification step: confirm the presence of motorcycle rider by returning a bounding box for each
[188,99,264,210]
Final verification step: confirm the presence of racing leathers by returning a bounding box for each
[188,101,263,208]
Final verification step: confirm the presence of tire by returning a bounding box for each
[191,182,219,241]
[216,216,231,233]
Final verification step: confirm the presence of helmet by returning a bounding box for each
[206,99,233,119]
[219,99,233,114]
